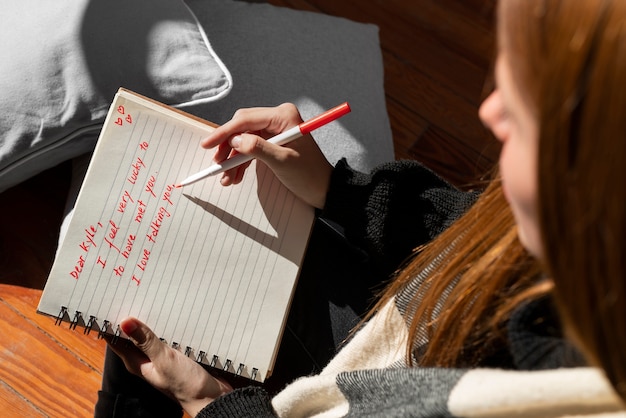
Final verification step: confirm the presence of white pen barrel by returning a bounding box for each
[178,125,304,187]
[266,125,302,146]
[215,126,302,173]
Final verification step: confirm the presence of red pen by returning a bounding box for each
[176,102,351,187]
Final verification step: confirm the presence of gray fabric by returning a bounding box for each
[0,0,232,192]
[184,0,394,173]
[338,368,464,417]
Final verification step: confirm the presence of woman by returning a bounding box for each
[98,0,626,416]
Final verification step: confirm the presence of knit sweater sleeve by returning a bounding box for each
[196,386,277,418]
[321,158,479,277]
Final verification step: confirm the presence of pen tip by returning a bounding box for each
[175,184,182,188]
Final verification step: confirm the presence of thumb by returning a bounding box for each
[229,133,280,160]
[119,317,164,361]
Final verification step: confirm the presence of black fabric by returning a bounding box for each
[95,347,183,418]
[507,294,587,370]
[323,159,480,279]
[197,386,276,418]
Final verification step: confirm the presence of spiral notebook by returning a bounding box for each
[37,88,315,382]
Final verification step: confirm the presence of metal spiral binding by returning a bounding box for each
[56,307,99,336]
[69,311,82,330]
[55,306,68,326]
[199,353,258,380]
[84,316,97,335]
[98,320,110,339]
[111,324,122,344]
[236,363,245,376]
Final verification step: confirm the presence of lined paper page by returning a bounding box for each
[38,89,314,381]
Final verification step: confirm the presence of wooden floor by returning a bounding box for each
[0,0,496,416]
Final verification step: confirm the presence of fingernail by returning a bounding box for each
[201,133,215,147]
[121,318,138,335]
[229,135,242,148]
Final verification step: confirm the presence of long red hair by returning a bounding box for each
[365,176,547,368]
[499,0,626,401]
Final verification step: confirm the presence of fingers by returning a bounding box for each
[119,317,165,362]
[203,105,301,186]
[109,317,234,415]
[196,103,331,205]
[218,132,303,186]
[201,103,303,151]
[105,318,154,378]
[106,337,149,378]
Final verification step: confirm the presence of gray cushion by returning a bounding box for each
[0,0,232,192]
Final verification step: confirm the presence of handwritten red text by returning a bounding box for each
[146,206,171,243]
[127,157,146,185]
[103,220,121,253]
[162,184,175,206]
[136,248,151,272]
[134,200,147,223]
[70,255,86,280]
[117,190,135,213]
[79,222,103,252]
[145,174,157,198]
[121,234,136,259]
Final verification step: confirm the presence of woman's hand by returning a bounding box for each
[108,317,233,417]
[201,103,333,209]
